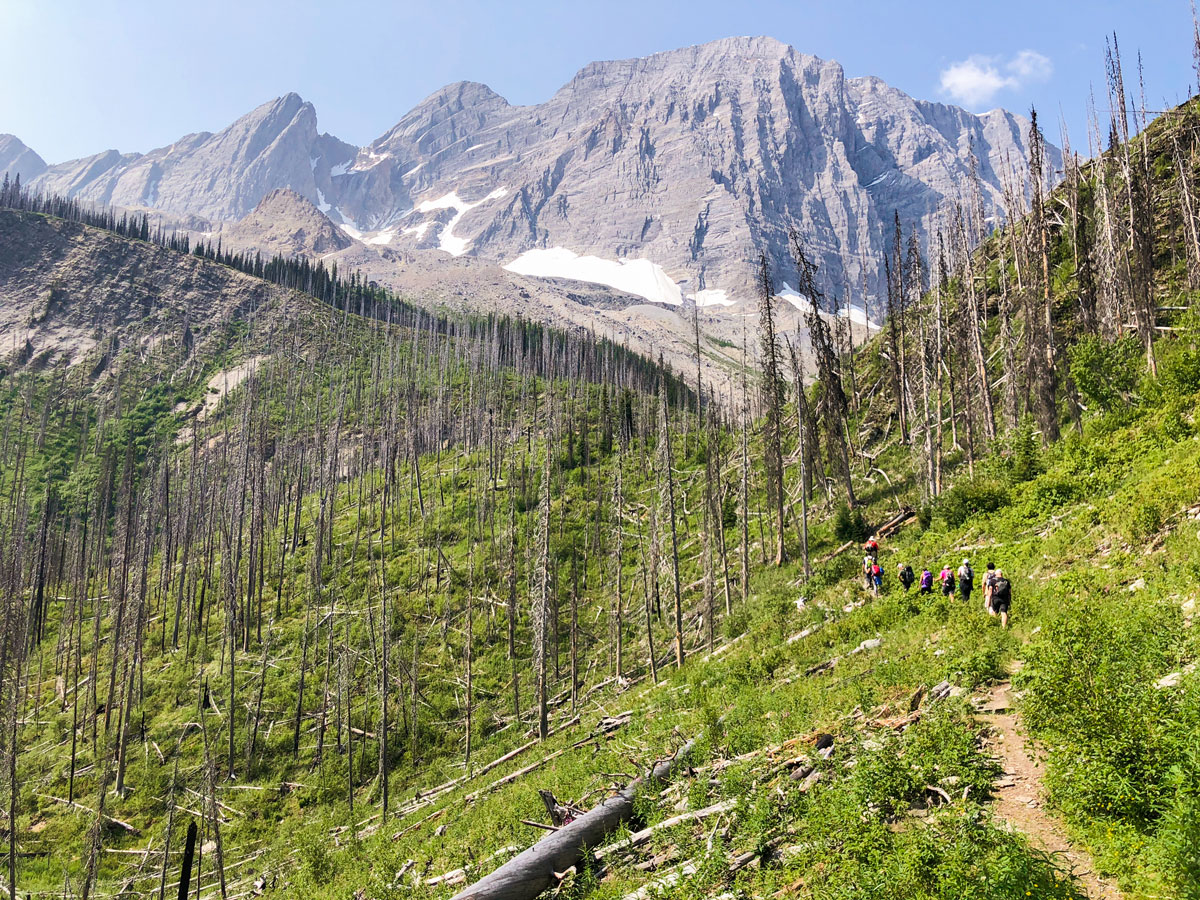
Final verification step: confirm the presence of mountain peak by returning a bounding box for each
[222,187,353,256]
[240,92,314,128]
[0,135,48,182]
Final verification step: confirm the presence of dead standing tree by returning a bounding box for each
[792,232,856,508]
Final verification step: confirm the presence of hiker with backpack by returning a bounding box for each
[982,562,998,614]
[990,569,1012,629]
[871,560,883,594]
[919,567,934,594]
[862,553,876,591]
[898,562,915,592]
[939,564,955,597]
[957,558,975,605]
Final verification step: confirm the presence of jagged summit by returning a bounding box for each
[30,92,355,222]
[0,135,48,182]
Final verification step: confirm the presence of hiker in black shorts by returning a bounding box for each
[957,558,975,606]
[939,565,955,597]
[990,569,1012,629]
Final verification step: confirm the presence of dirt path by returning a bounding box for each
[977,681,1123,900]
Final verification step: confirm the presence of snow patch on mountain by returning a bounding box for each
[777,283,880,329]
[692,289,733,307]
[778,282,814,313]
[351,149,390,172]
[504,247,684,305]
[417,188,509,256]
[839,303,878,328]
[335,208,363,240]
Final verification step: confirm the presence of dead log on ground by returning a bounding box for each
[448,740,695,900]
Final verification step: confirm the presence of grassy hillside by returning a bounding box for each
[2,93,1200,900]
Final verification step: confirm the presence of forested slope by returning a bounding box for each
[0,39,1199,900]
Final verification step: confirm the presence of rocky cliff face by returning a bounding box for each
[0,135,47,183]
[310,36,1058,309]
[29,95,357,223]
[17,37,1057,313]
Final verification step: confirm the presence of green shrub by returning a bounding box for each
[1069,335,1143,412]
[1159,741,1200,898]
[1022,474,1086,517]
[721,493,737,530]
[1159,397,1195,442]
[936,479,1011,527]
[1017,597,1184,830]
[915,503,933,531]
[833,502,868,543]
[1157,346,1200,400]
[1009,416,1043,482]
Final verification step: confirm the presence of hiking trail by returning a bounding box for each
[977,677,1124,900]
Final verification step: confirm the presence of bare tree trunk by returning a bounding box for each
[658,375,684,670]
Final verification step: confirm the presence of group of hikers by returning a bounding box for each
[861,538,1011,628]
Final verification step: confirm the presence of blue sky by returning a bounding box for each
[4,0,1196,163]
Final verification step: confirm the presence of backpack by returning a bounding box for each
[902,564,914,581]
[942,570,953,586]
[960,564,974,587]
[992,577,1011,601]
[872,563,882,577]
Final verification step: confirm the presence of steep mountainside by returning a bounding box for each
[13,37,1056,313]
[181,188,878,395]
[0,208,293,369]
[0,134,46,182]
[26,94,356,225]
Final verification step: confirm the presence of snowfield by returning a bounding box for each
[693,289,733,307]
[503,247,684,305]
[417,188,509,256]
[778,283,880,329]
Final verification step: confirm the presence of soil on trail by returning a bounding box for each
[978,680,1124,900]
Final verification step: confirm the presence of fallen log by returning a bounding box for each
[448,740,695,900]
[593,799,735,862]
[33,792,141,835]
[819,540,856,564]
[874,507,914,540]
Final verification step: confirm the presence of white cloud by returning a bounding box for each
[1006,49,1053,82]
[939,49,1053,108]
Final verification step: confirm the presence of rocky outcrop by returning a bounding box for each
[0,208,286,370]
[219,188,353,257]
